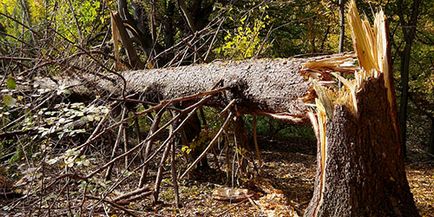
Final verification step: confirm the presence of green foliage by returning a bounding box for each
[6,76,16,90]
[263,0,344,56]
[2,95,16,108]
[9,145,23,163]
[135,104,152,133]
[0,0,110,46]
[214,4,270,60]
[0,139,13,160]
[0,0,38,38]
[49,0,102,42]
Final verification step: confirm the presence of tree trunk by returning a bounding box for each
[398,43,412,157]
[304,1,419,216]
[338,0,345,53]
[304,75,419,217]
[28,1,420,215]
[36,56,337,122]
[397,0,422,158]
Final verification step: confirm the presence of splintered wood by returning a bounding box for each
[302,1,419,217]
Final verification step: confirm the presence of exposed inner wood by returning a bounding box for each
[303,1,419,216]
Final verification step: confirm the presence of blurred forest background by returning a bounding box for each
[0,0,433,216]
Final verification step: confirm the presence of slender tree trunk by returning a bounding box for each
[397,0,421,158]
[338,0,345,53]
[398,44,412,157]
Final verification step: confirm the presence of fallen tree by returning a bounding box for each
[4,1,419,216]
[34,54,356,123]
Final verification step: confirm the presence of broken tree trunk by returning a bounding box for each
[304,1,419,216]
[305,75,419,216]
[28,1,419,216]
[37,55,354,123]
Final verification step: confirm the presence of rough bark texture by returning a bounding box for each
[37,57,315,121]
[305,75,419,217]
[33,53,420,216]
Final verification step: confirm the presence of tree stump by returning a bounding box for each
[304,1,419,216]
[305,76,419,217]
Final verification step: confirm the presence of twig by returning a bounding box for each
[0,56,40,61]
[85,94,209,179]
[123,122,129,169]
[47,179,71,214]
[153,123,174,203]
[86,195,141,217]
[0,92,55,131]
[171,121,181,208]
[180,111,233,179]
[220,99,236,116]
[215,197,250,216]
[75,115,127,151]
[252,115,262,167]
[45,173,87,190]
[78,108,111,155]
[79,182,88,216]
[151,18,221,61]
[66,0,83,43]
[105,107,127,180]
[112,186,151,202]
[204,18,225,61]
[134,85,228,116]
[139,108,165,187]
[86,82,224,179]
[114,191,154,205]
[48,25,129,98]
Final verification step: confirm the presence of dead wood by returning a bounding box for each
[18,2,420,216]
[304,1,419,216]
[34,55,354,123]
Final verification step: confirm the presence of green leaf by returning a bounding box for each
[240,16,247,24]
[3,95,16,107]
[6,76,16,90]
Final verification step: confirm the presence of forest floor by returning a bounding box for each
[2,137,433,216]
[152,137,434,217]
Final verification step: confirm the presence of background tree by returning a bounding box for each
[396,0,422,157]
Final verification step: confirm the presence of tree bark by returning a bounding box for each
[32,45,420,217]
[32,54,420,216]
[36,57,328,122]
[304,1,419,215]
[338,0,345,53]
[398,43,412,157]
[397,0,422,157]
[304,75,419,217]
[29,2,421,215]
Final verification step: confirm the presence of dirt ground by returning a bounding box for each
[1,137,433,216]
[151,138,434,217]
